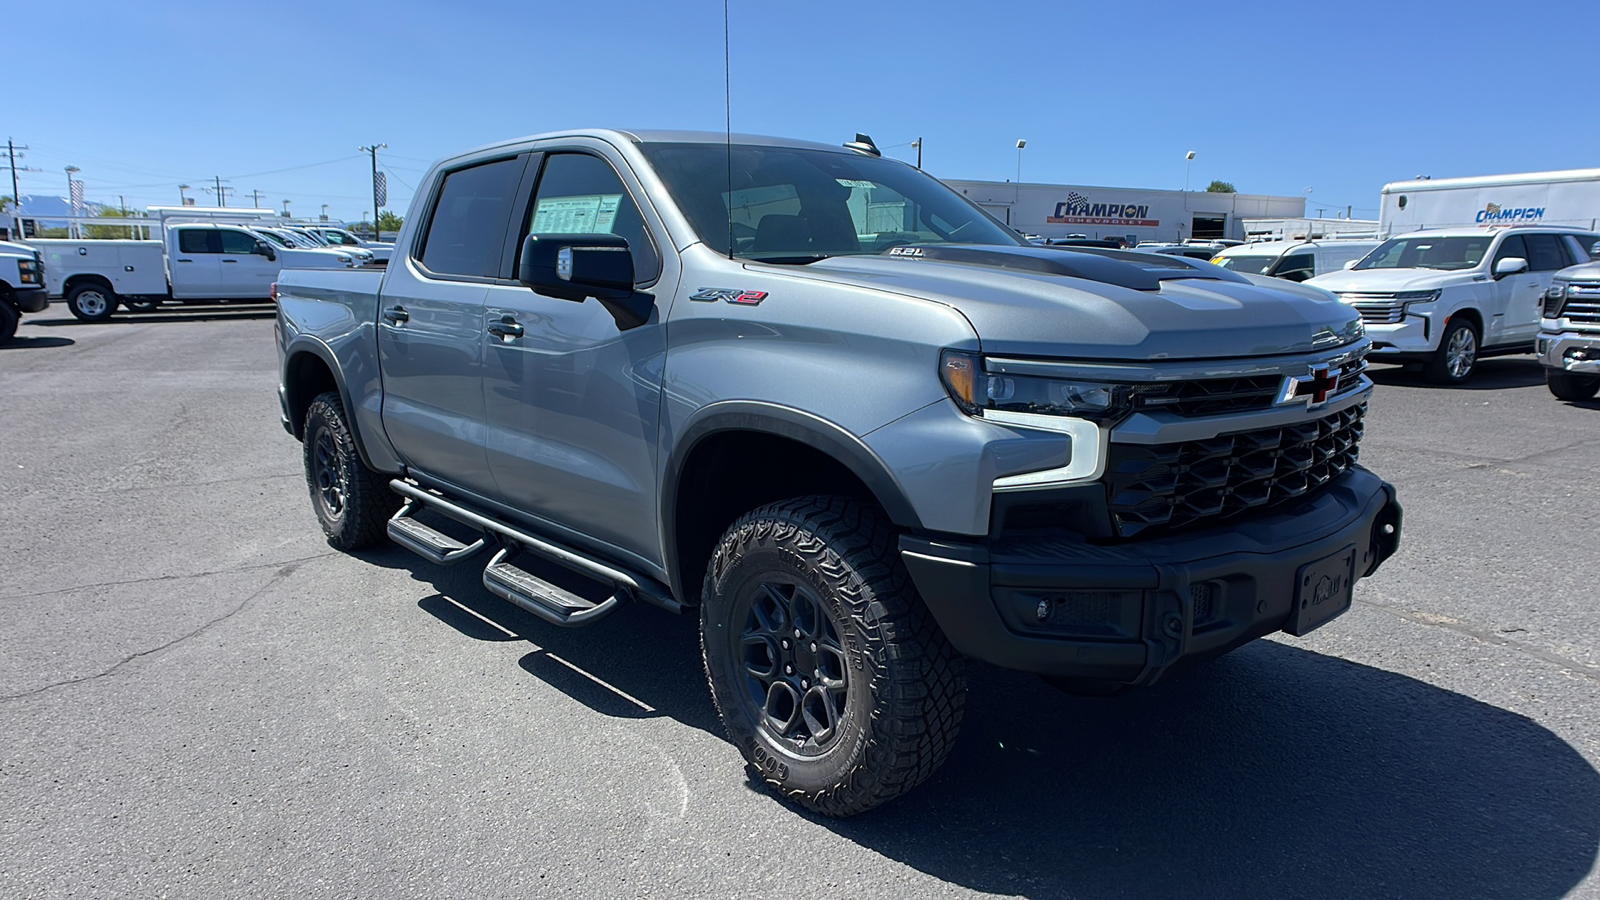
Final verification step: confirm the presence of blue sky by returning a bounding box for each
[8,0,1597,224]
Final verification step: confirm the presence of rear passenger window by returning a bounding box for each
[1523,234,1569,271]
[418,157,526,278]
[523,153,660,283]
[178,230,216,254]
[1564,234,1600,262]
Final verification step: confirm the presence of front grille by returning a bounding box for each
[1103,403,1366,538]
[1557,284,1600,326]
[1337,293,1404,325]
[1133,356,1368,418]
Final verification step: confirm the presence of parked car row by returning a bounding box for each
[15,210,395,322]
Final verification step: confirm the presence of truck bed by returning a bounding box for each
[31,239,167,297]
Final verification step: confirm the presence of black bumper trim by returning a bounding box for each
[10,285,49,313]
[901,467,1401,685]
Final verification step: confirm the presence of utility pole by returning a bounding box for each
[358,142,386,238]
[250,189,264,208]
[5,139,40,235]
[212,175,232,207]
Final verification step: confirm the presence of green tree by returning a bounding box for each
[376,210,404,233]
[0,195,11,214]
[1205,180,1237,193]
[85,206,139,240]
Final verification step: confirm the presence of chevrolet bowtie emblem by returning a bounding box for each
[1277,366,1341,408]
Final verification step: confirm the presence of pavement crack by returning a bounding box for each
[0,551,336,603]
[0,562,305,702]
[1356,596,1600,684]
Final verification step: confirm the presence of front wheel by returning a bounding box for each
[1547,370,1600,401]
[1426,317,1479,384]
[700,497,966,816]
[0,302,18,344]
[302,391,398,550]
[66,283,117,322]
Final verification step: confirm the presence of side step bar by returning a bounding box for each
[386,479,681,627]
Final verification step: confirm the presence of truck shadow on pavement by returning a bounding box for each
[370,546,1599,899]
[31,305,277,326]
[0,335,75,349]
[1366,356,1545,390]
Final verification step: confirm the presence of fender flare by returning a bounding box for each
[281,336,384,473]
[660,401,924,601]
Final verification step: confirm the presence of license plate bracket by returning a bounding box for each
[1285,545,1356,637]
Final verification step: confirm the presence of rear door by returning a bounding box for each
[216,227,278,298]
[167,227,222,298]
[479,146,674,564]
[376,153,529,498]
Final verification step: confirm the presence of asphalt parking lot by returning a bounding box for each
[2,306,1597,899]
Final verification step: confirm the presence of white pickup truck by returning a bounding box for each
[33,221,361,321]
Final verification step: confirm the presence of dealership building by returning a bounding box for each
[941,178,1306,244]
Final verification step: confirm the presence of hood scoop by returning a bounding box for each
[881,244,1246,293]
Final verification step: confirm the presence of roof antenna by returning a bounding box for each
[724,0,734,260]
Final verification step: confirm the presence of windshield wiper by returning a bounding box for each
[740,253,836,265]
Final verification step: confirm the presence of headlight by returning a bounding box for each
[1546,281,1569,301]
[941,351,1134,423]
[17,258,40,284]
[336,255,353,265]
[1393,290,1440,305]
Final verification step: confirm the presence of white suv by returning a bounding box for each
[1308,226,1600,383]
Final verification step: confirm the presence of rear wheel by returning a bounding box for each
[1426,318,1478,384]
[122,298,160,312]
[302,391,398,550]
[66,283,117,322]
[1547,370,1600,401]
[700,496,966,816]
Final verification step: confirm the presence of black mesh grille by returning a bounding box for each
[1132,357,1367,418]
[1104,403,1366,538]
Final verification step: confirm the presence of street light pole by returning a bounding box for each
[178,183,190,205]
[358,142,386,238]
[65,166,80,237]
[1015,139,1026,183]
[321,203,329,221]
[911,137,922,169]
[1184,151,1196,192]
[282,199,291,217]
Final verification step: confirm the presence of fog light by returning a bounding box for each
[1036,598,1051,622]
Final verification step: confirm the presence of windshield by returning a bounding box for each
[295,230,331,245]
[1355,236,1491,271]
[252,230,291,248]
[639,142,1022,262]
[1214,254,1278,274]
[323,229,357,245]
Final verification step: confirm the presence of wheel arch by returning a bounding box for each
[282,338,383,472]
[662,402,923,606]
[62,273,115,297]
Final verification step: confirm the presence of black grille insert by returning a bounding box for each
[1104,403,1365,538]
[1132,357,1368,418]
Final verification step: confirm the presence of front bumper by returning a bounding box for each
[1364,315,1434,357]
[1536,330,1600,374]
[900,467,1401,686]
[10,285,49,313]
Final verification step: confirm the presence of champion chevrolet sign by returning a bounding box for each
[1047,192,1160,228]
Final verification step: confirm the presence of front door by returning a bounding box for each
[481,149,673,565]
[167,227,222,298]
[377,153,529,498]
[1509,233,1572,342]
[1488,235,1542,346]
[216,227,279,299]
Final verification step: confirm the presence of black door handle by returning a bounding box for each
[382,306,409,324]
[486,316,524,339]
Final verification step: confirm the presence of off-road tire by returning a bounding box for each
[1425,317,1479,384]
[700,496,966,816]
[1547,370,1600,401]
[66,282,117,322]
[302,391,397,551]
[0,302,17,344]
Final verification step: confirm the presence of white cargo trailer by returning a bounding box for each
[1381,169,1600,236]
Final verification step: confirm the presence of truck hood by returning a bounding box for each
[1557,261,1600,282]
[1307,267,1474,293]
[778,245,1363,360]
[279,247,356,268]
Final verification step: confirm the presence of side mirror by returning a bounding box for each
[519,233,653,330]
[1493,257,1528,278]
[1342,259,1358,270]
[254,241,276,262]
[1590,240,1600,259]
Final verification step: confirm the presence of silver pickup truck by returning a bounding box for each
[1539,243,1600,400]
[273,129,1403,815]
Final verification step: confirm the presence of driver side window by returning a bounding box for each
[219,230,258,254]
[523,153,660,283]
[1492,235,1528,267]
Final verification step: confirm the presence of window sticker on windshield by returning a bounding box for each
[836,179,875,189]
[532,194,622,234]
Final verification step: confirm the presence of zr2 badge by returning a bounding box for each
[691,287,768,305]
